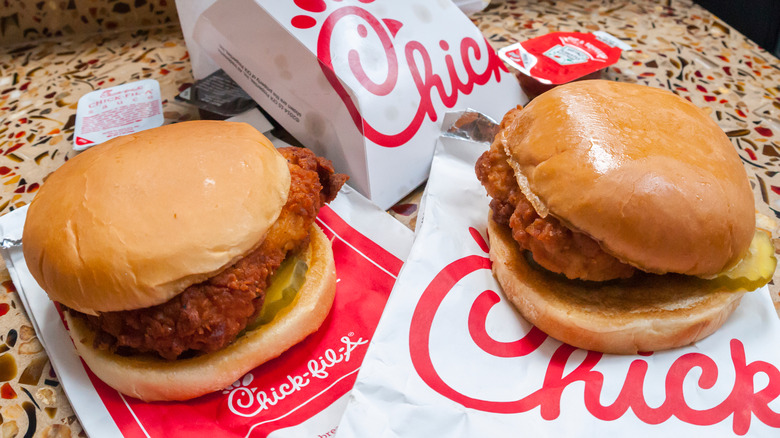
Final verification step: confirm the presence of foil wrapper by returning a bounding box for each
[442,109,500,144]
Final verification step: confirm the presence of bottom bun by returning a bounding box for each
[64,224,336,401]
[488,216,745,354]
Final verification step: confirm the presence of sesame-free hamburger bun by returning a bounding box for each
[478,80,765,354]
[23,121,340,400]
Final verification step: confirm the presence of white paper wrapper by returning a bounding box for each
[0,183,414,438]
[336,112,780,437]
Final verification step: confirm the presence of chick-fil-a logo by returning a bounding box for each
[408,227,780,435]
[291,0,509,147]
[225,334,368,417]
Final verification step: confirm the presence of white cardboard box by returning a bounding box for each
[193,0,524,208]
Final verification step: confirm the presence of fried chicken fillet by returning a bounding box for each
[476,136,635,282]
[72,147,348,360]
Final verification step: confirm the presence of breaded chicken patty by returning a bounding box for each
[476,139,635,281]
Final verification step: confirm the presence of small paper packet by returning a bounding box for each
[175,69,257,118]
[336,111,780,438]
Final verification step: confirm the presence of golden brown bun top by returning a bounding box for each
[499,80,754,276]
[23,121,290,314]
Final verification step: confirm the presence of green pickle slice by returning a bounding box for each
[707,229,777,291]
[245,256,308,332]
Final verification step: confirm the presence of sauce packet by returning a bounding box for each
[74,79,164,150]
[498,31,631,98]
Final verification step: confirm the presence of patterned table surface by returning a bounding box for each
[0,0,778,436]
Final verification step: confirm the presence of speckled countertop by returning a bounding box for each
[1,0,779,436]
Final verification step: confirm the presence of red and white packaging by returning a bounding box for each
[190,0,524,209]
[0,185,414,437]
[336,112,780,437]
[74,80,164,150]
[498,31,630,98]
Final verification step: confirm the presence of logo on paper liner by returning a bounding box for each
[223,334,367,418]
[408,227,780,435]
[290,0,509,147]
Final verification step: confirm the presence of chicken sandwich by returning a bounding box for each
[23,121,347,400]
[476,80,775,354]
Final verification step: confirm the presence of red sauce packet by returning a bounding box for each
[498,31,630,97]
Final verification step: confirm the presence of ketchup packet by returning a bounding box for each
[498,31,630,97]
[336,111,780,437]
[0,183,413,437]
[74,79,164,150]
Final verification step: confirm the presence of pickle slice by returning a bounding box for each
[708,229,777,291]
[245,256,308,331]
